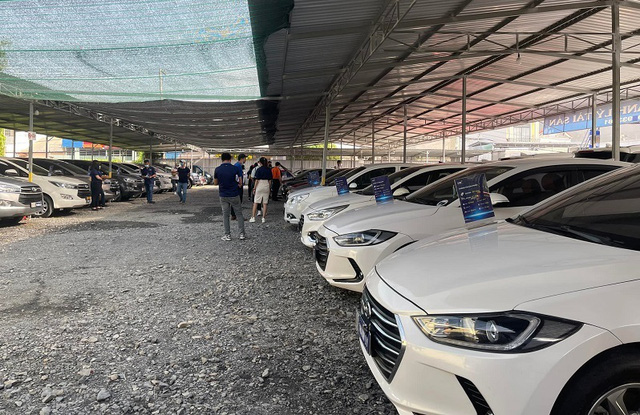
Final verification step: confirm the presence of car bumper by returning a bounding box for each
[55,194,89,209]
[284,202,303,225]
[300,216,324,248]
[315,226,413,292]
[0,205,39,218]
[362,272,622,415]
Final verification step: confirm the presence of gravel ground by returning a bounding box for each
[0,186,396,415]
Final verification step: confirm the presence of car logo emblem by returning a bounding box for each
[32,187,37,192]
[361,297,372,319]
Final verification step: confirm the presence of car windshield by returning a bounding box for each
[8,159,50,176]
[0,160,27,177]
[326,169,354,185]
[405,165,513,206]
[511,165,640,251]
[359,166,424,196]
[51,160,88,175]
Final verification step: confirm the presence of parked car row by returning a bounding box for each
[284,156,639,415]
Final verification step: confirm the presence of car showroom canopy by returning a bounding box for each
[0,0,638,152]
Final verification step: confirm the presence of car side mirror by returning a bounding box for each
[348,182,358,189]
[5,169,18,177]
[490,193,510,206]
[392,187,410,197]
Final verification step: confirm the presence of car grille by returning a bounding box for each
[362,288,404,382]
[457,376,494,415]
[77,184,90,198]
[314,233,329,270]
[298,215,304,232]
[19,185,43,204]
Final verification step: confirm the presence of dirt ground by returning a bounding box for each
[0,186,396,415]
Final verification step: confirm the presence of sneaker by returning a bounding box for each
[221,235,231,241]
[249,217,256,223]
[239,233,246,240]
[257,211,262,216]
[261,217,266,223]
[231,216,237,220]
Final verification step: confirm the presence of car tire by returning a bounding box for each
[34,194,54,218]
[188,179,193,189]
[552,348,640,415]
[112,189,121,202]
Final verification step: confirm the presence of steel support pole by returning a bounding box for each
[371,120,375,164]
[403,104,408,163]
[441,134,446,162]
[91,143,95,160]
[461,76,467,164]
[340,137,343,167]
[45,135,49,158]
[612,1,621,161]
[108,120,113,178]
[352,132,356,167]
[591,93,598,148]
[13,130,16,157]
[300,137,304,171]
[71,141,75,160]
[149,143,153,164]
[321,104,331,185]
[28,102,33,182]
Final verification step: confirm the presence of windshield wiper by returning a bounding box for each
[518,221,623,248]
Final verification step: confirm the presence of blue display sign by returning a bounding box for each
[454,174,495,224]
[335,176,349,195]
[372,176,393,204]
[543,99,640,134]
[61,139,84,148]
[308,171,321,186]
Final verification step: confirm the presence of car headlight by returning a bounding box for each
[0,184,20,193]
[51,181,78,189]
[413,313,581,352]
[123,177,135,183]
[333,230,397,246]
[307,205,349,221]
[288,193,309,205]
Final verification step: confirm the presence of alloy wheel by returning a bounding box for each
[589,383,640,415]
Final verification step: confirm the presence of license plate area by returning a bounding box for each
[30,202,42,208]
[357,312,371,355]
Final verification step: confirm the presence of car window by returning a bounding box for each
[402,168,464,192]
[351,167,396,189]
[0,160,27,177]
[579,166,620,182]
[359,167,423,195]
[9,159,49,176]
[515,166,640,251]
[491,169,574,208]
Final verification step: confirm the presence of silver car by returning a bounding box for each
[0,174,43,225]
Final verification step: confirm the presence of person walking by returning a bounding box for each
[89,160,103,211]
[250,157,272,223]
[230,153,247,220]
[214,153,245,241]
[175,160,190,204]
[247,163,256,199]
[98,163,107,207]
[271,162,283,201]
[141,159,157,204]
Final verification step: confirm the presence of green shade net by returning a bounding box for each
[0,0,261,102]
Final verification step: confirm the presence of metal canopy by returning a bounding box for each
[265,0,640,152]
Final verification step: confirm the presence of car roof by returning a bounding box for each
[482,156,630,169]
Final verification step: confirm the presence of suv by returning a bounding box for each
[0,158,89,217]
[0,174,43,225]
[120,162,173,193]
[63,160,144,201]
[21,158,118,202]
[284,163,415,225]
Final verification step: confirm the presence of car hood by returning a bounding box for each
[40,176,86,185]
[324,200,439,234]
[0,176,32,187]
[307,193,372,211]
[376,222,640,314]
[288,186,333,199]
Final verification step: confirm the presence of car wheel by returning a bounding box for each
[112,189,121,202]
[552,349,640,415]
[188,180,193,189]
[34,194,54,218]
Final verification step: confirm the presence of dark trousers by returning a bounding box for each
[271,181,281,201]
[145,181,154,202]
[90,182,101,208]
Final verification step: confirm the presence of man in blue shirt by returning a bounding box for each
[175,160,190,204]
[230,153,247,220]
[141,159,157,204]
[214,153,245,241]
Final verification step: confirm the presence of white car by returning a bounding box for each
[316,158,628,292]
[299,164,467,248]
[0,158,90,217]
[359,164,640,415]
[285,163,415,225]
[0,174,43,225]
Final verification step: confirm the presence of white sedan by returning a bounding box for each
[359,163,640,415]
[299,164,467,248]
[315,157,628,292]
[284,163,413,225]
